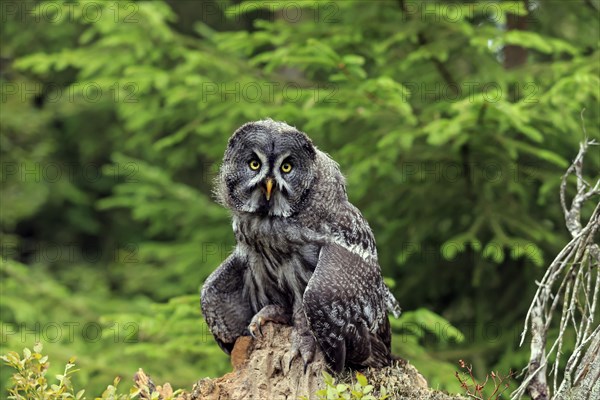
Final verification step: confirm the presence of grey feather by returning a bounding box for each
[201,119,401,371]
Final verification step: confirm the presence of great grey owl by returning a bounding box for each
[201,119,401,373]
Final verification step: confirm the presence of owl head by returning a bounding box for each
[216,119,317,217]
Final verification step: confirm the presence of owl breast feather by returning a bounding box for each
[234,214,321,314]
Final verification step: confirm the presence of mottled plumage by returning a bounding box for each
[201,119,401,372]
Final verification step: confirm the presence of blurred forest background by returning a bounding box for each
[1,0,599,397]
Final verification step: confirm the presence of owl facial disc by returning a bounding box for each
[217,119,317,218]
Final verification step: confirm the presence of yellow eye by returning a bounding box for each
[249,160,261,171]
[281,162,293,173]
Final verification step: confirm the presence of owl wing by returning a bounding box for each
[302,243,392,372]
[201,253,254,354]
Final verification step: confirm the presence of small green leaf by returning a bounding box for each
[322,371,334,386]
[342,54,365,66]
[356,372,368,387]
[33,342,43,353]
[336,383,348,392]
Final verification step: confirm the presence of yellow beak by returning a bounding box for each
[265,178,273,201]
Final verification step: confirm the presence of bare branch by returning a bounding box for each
[512,134,600,400]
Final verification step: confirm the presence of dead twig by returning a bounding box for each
[512,114,600,400]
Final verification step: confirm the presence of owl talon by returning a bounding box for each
[248,305,290,340]
[286,352,296,374]
[248,317,263,338]
[286,336,315,373]
[300,340,315,366]
[288,316,317,374]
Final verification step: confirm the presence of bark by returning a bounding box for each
[561,332,600,400]
[525,304,549,400]
[503,1,529,70]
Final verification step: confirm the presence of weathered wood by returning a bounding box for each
[136,323,468,399]
[190,323,465,400]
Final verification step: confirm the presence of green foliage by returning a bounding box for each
[390,308,466,393]
[1,343,159,400]
[2,0,598,397]
[4,344,445,400]
[301,371,389,400]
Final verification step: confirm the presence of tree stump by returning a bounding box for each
[135,323,466,399]
[187,323,465,400]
